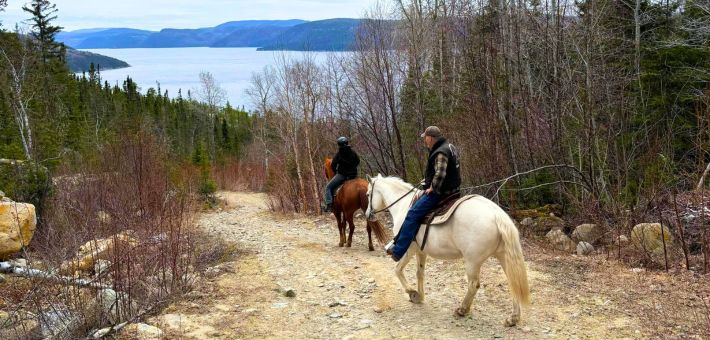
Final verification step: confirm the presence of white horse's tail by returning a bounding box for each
[496,213,531,305]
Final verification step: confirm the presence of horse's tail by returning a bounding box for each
[359,188,388,244]
[495,212,531,306]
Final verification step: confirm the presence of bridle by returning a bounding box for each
[367,178,417,219]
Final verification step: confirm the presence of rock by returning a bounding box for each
[0,202,37,259]
[546,228,575,253]
[328,312,343,319]
[572,224,602,243]
[1,197,11,202]
[96,211,112,224]
[0,311,39,339]
[284,288,296,298]
[39,304,81,339]
[329,300,347,307]
[535,216,566,236]
[94,259,111,275]
[121,323,164,339]
[0,190,5,198]
[631,223,673,258]
[8,258,27,267]
[99,288,137,321]
[373,307,383,313]
[615,235,630,245]
[60,231,138,274]
[576,242,594,256]
[520,217,534,227]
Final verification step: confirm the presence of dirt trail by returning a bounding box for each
[142,191,705,339]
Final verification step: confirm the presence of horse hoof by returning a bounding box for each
[454,308,469,317]
[407,290,423,304]
[368,246,375,251]
[338,243,344,247]
[346,244,352,248]
[504,317,518,327]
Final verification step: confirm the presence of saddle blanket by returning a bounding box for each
[425,194,477,225]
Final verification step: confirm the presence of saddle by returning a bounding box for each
[333,176,358,198]
[417,192,477,250]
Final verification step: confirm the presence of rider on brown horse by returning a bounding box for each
[323,137,360,212]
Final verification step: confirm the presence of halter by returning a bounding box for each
[368,178,417,218]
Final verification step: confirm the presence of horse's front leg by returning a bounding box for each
[394,247,421,303]
[413,251,426,304]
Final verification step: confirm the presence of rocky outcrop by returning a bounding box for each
[631,223,673,256]
[60,231,138,274]
[0,202,37,259]
[571,224,603,244]
[546,228,575,253]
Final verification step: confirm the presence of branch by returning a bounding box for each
[0,262,112,290]
[697,162,710,192]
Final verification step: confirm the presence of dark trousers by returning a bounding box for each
[324,174,346,205]
[392,192,441,259]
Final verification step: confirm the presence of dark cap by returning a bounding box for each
[420,126,442,138]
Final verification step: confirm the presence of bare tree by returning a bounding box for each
[0,34,34,160]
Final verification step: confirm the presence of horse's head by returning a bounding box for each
[365,174,386,221]
[324,158,334,180]
[323,158,335,181]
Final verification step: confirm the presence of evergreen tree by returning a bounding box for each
[22,0,65,66]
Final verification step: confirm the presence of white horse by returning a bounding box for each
[365,174,530,326]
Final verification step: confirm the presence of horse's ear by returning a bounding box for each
[366,174,372,183]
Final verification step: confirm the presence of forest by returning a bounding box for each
[0,0,708,337]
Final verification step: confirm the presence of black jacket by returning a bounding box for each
[331,146,360,178]
[424,138,461,195]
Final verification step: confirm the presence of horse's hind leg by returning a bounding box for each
[346,214,355,247]
[455,261,482,317]
[496,253,521,327]
[335,210,345,247]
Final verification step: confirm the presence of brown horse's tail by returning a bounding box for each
[359,188,389,245]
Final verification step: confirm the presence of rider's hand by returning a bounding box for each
[425,188,433,195]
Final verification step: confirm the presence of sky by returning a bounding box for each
[2,0,379,31]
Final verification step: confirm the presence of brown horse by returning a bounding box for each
[324,158,388,250]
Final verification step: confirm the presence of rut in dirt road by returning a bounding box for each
[146,191,660,339]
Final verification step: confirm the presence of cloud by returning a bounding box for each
[4,0,377,31]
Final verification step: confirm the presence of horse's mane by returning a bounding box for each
[377,175,415,191]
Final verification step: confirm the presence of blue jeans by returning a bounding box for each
[392,192,441,259]
[324,174,346,206]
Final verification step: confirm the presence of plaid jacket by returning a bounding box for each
[431,153,448,195]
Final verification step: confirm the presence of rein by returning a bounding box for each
[369,180,417,215]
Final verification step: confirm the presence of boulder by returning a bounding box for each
[576,242,594,255]
[534,216,566,236]
[546,228,575,253]
[0,202,37,259]
[520,217,534,227]
[0,311,39,339]
[572,224,602,244]
[631,223,673,256]
[60,231,138,274]
[121,323,164,339]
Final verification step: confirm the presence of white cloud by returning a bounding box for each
[3,0,378,31]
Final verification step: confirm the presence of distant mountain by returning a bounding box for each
[56,19,375,51]
[57,20,309,49]
[58,28,154,49]
[65,48,130,72]
[257,19,361,51]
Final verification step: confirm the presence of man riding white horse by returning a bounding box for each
[386,125,460,261]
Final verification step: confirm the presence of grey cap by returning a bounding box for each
[420,126,442,138]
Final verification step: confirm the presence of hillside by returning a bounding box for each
[56,19,373,51]
[257,18,361,51]
[65,48,130,72]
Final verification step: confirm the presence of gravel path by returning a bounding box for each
[142,191,706,339]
